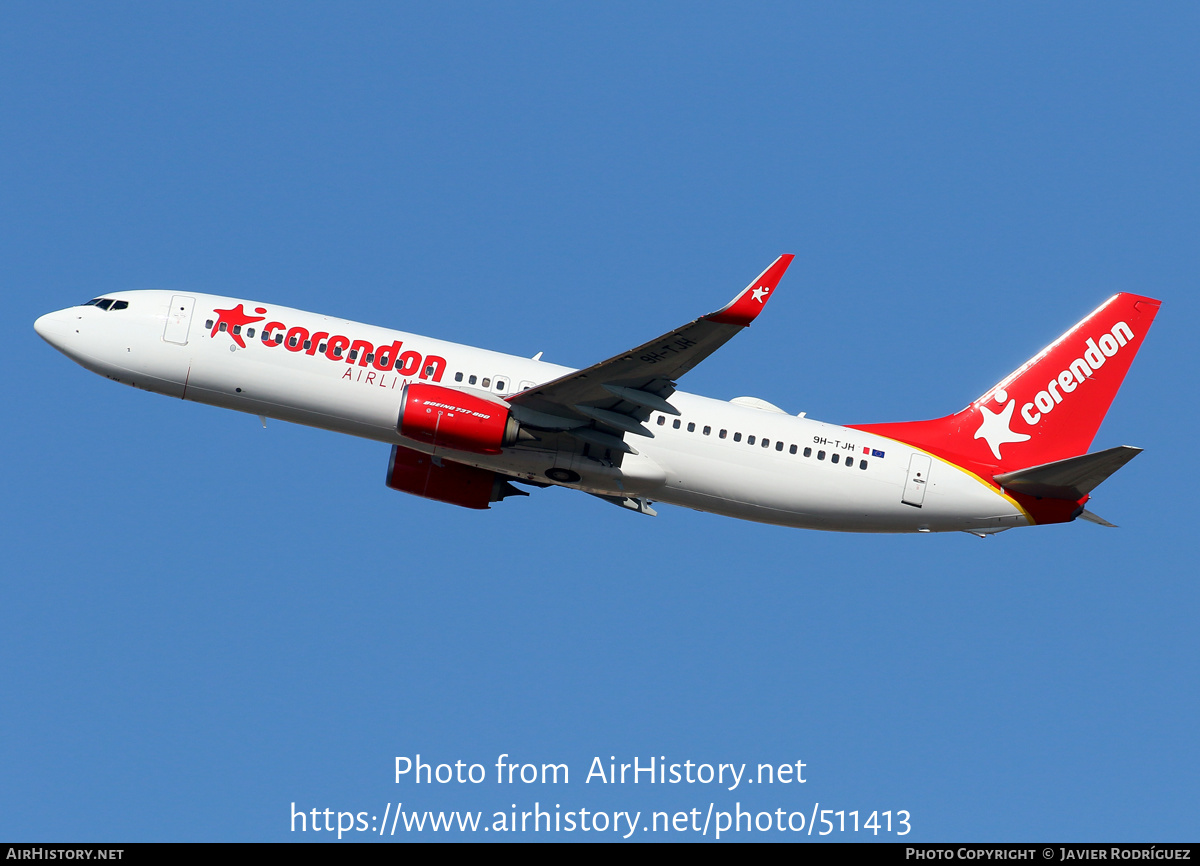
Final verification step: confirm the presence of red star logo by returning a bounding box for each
[211,304,266,348]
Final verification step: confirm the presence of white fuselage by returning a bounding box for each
[34,290,1031,533]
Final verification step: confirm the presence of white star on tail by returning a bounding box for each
[974,399,1031,460]
[751,286,770,303]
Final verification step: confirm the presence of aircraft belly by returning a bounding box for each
[647,443,1025,532]
[466,446,668,497]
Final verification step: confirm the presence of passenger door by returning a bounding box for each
[163,295,196,345]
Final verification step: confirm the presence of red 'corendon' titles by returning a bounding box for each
[220,309,446,383]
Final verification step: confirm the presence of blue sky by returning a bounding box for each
[2,2,1197,841]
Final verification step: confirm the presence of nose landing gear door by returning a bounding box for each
[902,453,932,507]
[163,295,196,345]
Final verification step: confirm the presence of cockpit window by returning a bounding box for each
[82,297,128,311]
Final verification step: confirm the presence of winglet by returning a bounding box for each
[705,254,795,326]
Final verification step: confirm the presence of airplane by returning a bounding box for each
[33,256,1160,535]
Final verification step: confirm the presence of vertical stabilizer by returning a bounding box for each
[849,293,1160,475]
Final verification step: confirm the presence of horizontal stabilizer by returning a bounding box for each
[1078,509,1118,528]
[993,445,1142,500]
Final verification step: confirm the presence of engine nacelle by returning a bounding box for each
[397,383,521,455]
[385,445,527,510]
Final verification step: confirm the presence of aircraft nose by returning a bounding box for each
[34,308,71,349]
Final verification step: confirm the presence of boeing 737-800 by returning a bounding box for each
[34,256,1160,535]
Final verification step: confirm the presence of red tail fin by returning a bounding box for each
[849,293,1161,475]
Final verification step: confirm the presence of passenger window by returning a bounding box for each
[703,426,711,435]
[219,322,228,332]
[365,353,374,363]
[657,416,666,426]
[776,441,784,451]
[846,458,855,469]
[318,343,326,353]
[687,422,695,432]
[804,447,812,457]
[205,319,214,329]
[274,334,283,344]
[860,460,868,470]
[469,375,477,385]
[496,380,506,391]
[455,372,464,382]
[247,328,255,339]
[333,345,342,356]
[789,444,797,454]
[303,340,312,350]
[719,429,727,439]
[734,432,742,442]
[831,453,839,464]
[289,336,299,348]
[481,378,490,388]
[672,419,681,429]
[233,325,242,335]
[817,450,826,460]
[348,349,358,360]
[761,438,769,448]
[748,435,756,445]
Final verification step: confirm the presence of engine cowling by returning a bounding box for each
[385,445,526,510]
[397,383,522,455]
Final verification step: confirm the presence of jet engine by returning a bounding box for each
[385,445,527,510]
[397,383,523,455]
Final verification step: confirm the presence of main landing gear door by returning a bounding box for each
[902,453,932,507]
[163,295,196,345]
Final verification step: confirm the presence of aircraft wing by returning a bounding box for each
[507,255,794,453]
